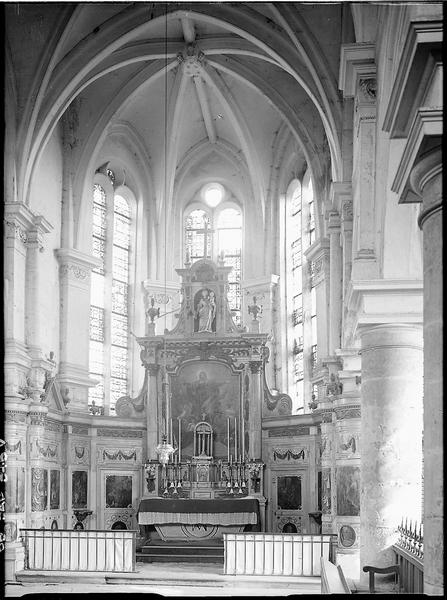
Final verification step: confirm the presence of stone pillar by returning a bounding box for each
[4,203,36,402]
[4,402,28,581]
[55,249,100,413]
[146,364,160,460]
[339,44,378,280]
[25,216,53,359]
[410,149,443,595]
[327,212,342,354]
[248,361,263,459]
[359,324,423,579]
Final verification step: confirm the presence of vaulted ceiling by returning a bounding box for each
[6,3,353,246]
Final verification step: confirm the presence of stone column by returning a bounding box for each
[146,364,160,460]
[55,249,100,413]
[359,324,423,579]
[4,402,28,581]
[339,44,378,280]
[25,216,53,359]
[4,203,36,402]
[248,361,263,460]
[327,211,342,354]
[410,148,443,595]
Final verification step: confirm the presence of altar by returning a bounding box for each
[138,497,259,540]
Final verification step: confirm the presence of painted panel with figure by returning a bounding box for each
[31,468,48,511]
[336,466,360,516]
[170,361,240,458]
[5,466,25,513]
[50,470,60,509]
[105,475,133,508]
[277,475,302,510]
[72,471,88,508]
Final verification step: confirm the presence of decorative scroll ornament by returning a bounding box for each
[272,448,306,461]
[115,371,147,417]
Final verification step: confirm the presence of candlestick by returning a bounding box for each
[227,418,230,462]
[178,417,181,463]
[234,417,238,459]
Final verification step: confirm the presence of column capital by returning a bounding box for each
[249,360,262,374]
[344,279,423,344]
[142,279,181,305]
[55,248,101,281]
[147,363,160,377]
[339,43,375,99]
[241,275,280,297]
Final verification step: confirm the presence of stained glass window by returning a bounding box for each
[89,185,132,416]
[216,208,242,325]
[185,209,212,261]
[184,199,243,326]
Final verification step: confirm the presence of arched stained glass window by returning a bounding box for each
[185,209,212,261]
[89,181,133,416]
[285,174,318,413]
[184,192,243,326]
[216,207,242,325]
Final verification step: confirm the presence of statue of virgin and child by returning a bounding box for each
[195,288,216,333]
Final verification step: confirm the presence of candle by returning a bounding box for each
[227,418,230,462]
[178,418,182,463]
[234,417,238,460]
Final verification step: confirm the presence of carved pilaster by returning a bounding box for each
[55,249,101,412]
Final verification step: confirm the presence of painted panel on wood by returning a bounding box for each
[277,475,302,510]
[5,466,25,513]
[31,468,48,511]
[170,362,240,458]
[105,475,132,508]
[72,470,88,508]
[336,466,360,516]
[50,469,60,509]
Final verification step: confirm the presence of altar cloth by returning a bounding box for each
[138,498,259,526]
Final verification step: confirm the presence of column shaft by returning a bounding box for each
[359,325,423,576]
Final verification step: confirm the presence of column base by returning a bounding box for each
[4,542,25,581]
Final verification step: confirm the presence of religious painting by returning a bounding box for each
[170,361,240,459]
[277,475,302,510]
[72,470,88,508]
[105,475,132,508]
[5,466,25,513]
[336,466,360,516]
[50,469,60,509]
[31,468,48,511]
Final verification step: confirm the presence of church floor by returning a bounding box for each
[5,561,321,596]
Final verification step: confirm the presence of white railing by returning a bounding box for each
[223,533,336,576]
[20,529,137,572]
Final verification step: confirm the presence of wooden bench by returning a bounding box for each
[363,564,400,593]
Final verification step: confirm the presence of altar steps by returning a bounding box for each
[137,540,224,563]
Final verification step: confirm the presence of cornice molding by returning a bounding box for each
[339,43,375,98]
[382,19,442,137]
